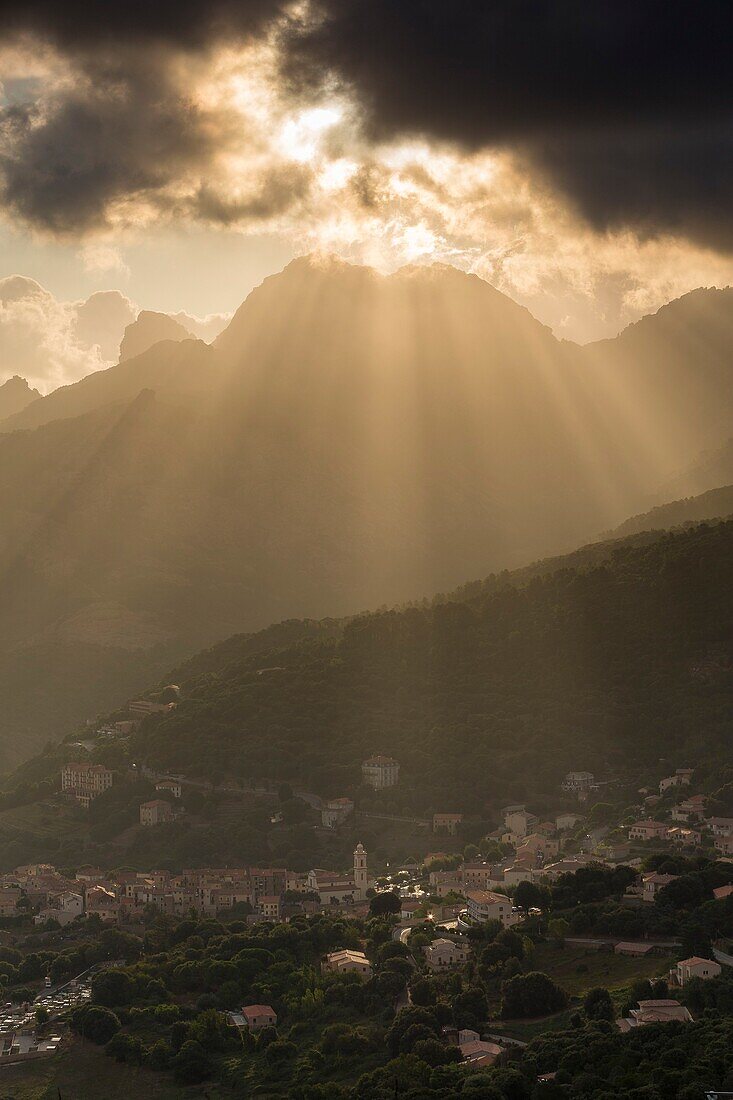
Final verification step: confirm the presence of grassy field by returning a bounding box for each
[0,799,85,843]
[0,1036,220,1100]
[531,941,673,999]
[489,1010,575,1043]
[488,941,674,1042]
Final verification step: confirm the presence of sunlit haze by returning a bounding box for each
[3,8,733,393]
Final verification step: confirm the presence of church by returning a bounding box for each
[306,842,372,905]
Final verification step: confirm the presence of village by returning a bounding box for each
[0,750,730,1080]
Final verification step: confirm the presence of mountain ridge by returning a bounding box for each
[0,258,732,768]
[0,375,40,420]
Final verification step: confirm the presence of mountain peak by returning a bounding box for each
[119,310,194,362]
[0,374,41,420]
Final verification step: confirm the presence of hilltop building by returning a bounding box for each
[61,762,113,809]
[155,779,182,799]
[433,813,463,835]
[361,755,399,789]
[561,771,595,796]
[140,800,174,827]
[129,699,174,718]
[321,798,354,828]
[659,768,694,794]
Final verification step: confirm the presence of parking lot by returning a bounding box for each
[34,976,92,1017]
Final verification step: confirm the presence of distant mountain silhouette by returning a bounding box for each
[0,376,40,420]
[1,257,733,767]
[656,436,733,503]
[0,339,214,434]
[605,483,733,539]
[583,287,733,470]
[119,310,193,362]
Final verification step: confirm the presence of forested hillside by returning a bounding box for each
[120,520,733,811]
[3,260,733,770]
[606,483,733,540]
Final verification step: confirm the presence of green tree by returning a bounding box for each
[369,891,401,917]
[91,968,135,1007]
[548,917,569,946]
[71,1005,121,1045]
[513,880,546,913]
[172,1039,214,1084]
[501,972,568,1018]
[584,986,614,1022]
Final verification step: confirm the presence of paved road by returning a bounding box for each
[714,947,733,967]
[355,811,430,827]
[397,918,460,943]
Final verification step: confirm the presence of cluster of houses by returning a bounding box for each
[0,843,375,929]
[429,803,590,900]
[628,771,733,855]
[612,951,724,1033]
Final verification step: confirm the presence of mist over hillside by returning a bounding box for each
[9,517,733,829]
[1,258,733,768]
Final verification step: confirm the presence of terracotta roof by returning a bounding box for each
[242,1004,276,1019]
[465,889,510,904]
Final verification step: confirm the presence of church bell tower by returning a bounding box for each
[353,842,368,897]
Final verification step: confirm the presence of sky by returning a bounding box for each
[1,1,733,390]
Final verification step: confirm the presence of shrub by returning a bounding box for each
[70,1004,121,1045]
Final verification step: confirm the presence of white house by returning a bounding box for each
[628,820,668,842]
[503,810,538,839]
[323,950,373,978]
[641,872,677,902]
[424,938,469,972]
[241,1005,277,1032]
[674,956,721,986]
[617,1000,692,1032]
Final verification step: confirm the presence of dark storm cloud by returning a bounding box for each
[2,0,733,246]
[0,1,291,233]
[0,1,285,48]
[284,0,733,248]
[0,58,213,234]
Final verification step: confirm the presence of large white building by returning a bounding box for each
[61,762,113,809]
[464,889,520,928]
[361,756,400,790]
[561,771,594,794]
